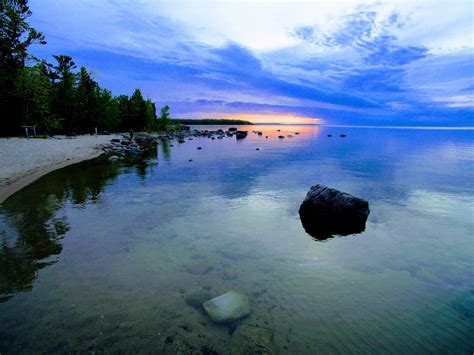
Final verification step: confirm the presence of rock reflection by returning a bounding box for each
[0,158,120,302]
[300,216,368,241]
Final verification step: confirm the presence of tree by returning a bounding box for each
[95,88,119,132]
[117,95,130,131]
[157,105,171,130]
[145,99,157,132]
[74,66,98,133]
[128,89,147,130]
[0,0,46,135]
[50,54,76,132]
[13,64,60,133]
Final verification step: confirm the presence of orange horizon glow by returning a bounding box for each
[219,113,323,125]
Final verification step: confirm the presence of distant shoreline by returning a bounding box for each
[172,119,253,125]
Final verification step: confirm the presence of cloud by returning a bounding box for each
[28,0,474,125]
[291,8,429,66]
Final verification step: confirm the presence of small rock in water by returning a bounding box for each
[295,132,300,135]
[236,131,248,140]
[178,139,185,143]
[197,147,202,150]
[256,148,260,151]
[203,291,250,324]
[327,134,332,137]
[185,260,214,275]
[108,155,120,162]
[234,325,276,354]
[340,134,347,137]
[278,135,285,139]
[185,291,213,310]
[220,266,240,280]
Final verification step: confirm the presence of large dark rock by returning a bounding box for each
[299,184,369,240]
[228,127,238,132]
[235,131,248,139]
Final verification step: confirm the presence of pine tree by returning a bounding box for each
[0,0,46,135]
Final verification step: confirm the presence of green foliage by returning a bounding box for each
[0,0,169,136]
[145,99,158,132]
[13,64,50,125]
[127,89,147,130]
[49,54,76,132]
[157,105,172,130]
[0,0,46,135]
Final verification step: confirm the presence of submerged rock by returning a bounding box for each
[185,260,214,275]
[108,155,120,161]
[203,291,250,323]
[234,325,276,354]
[299,184,370,240]
[185,291,213,310]
[220,267,240,280]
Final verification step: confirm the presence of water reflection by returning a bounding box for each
[0,125,472,353]
[0,158,121,301]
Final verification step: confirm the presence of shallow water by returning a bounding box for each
[0,125,473,353]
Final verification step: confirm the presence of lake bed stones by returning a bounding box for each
[203,291,250,323]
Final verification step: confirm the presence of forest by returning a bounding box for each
[0,0,171,137]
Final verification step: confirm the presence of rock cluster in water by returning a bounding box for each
[101,127,259,157]
[299,184,370,239]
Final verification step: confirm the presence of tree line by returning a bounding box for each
[0,0,171,137]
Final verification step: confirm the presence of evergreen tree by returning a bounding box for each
[145,99,157,132]
[117,95,130,131]
[74,66,98,133]
[128,89,147,130]
[0,0,46,135]
[50,55,76,133]
[95,88,119,132]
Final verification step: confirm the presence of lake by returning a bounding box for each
[0,125,473,353]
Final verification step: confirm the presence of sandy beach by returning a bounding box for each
[0,135,120,204]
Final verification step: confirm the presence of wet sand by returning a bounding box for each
[0,135,120,204]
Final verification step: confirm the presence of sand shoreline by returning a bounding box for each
[0,135,120,205]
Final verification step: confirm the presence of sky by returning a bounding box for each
[29,0,474,125]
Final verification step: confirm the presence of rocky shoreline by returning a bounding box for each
[100,127,260,156]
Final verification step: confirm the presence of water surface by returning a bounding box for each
[1,125,473,353]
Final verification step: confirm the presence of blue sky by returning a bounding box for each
[29,0,473,125]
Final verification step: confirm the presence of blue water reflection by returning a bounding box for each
[0,125,473,353]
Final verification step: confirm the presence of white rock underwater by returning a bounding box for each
[203,291,250,324]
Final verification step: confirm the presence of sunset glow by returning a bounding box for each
[220,113,322,125]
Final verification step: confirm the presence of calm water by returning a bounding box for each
[0,125,473,353]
